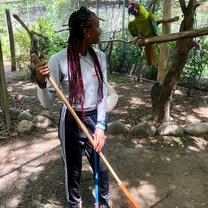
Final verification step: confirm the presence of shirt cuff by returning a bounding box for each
[95,121,106,130]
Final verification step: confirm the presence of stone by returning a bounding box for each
[130,122,156,137]
[17,111,33,122]
[184,122,208,136]
[32,115,53,128]
[157,124,184,136]
[9,107,21,119]
[107,121,129,135]
[17,120,35,133]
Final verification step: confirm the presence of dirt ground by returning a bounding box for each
[0,64,208,208]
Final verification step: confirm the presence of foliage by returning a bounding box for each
[0,4,12,59]
[31,17,68,60]
[111,42,144,74]
[45,0,74,27]
[16,67,32,79]
[181,39,208,84]
[13,16,68,68]
[145,65,158,80]
[0,6,7,34]
[108,73,132,84]
[14,29,30,68]
[111,29,144,74]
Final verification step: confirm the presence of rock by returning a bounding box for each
[9,107,21,119]
[40,113,54,121]
[17,111,33,122]
[17,120,35,133]
[107,121,129,135]
[184,122,208,136]
[130,122,156,137]
[157,124,184,136]
[32,115,53,128]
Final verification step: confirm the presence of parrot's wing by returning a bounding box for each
[128,21,139,37]
[149,13,158,36]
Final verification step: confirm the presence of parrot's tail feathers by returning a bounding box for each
[145,44,156,67]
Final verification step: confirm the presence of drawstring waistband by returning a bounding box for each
[74,108,97,116]
[62,104,97,119]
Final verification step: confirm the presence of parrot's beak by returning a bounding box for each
[128,5,133,15]
[128,5,138,16]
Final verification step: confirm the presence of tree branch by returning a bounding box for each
[179,0,187,14]
[156,16,179,25]
[100,27,208,46]
[13,14,33,38]
[133,27,208,46]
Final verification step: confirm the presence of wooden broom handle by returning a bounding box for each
[31,53,140,208]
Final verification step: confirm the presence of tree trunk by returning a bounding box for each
[5,9,16,72]
[108,30,117,74]
[151,0,199,123]
[157,0,171,85]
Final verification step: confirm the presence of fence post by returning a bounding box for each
[6,9,16,72]
[0,39,11,132]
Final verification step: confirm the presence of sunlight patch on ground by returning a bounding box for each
[135,143,144,149]
[34,199,63,208]
[0,171,19,191]
[174,104,183,112]
[185,115,202,123]
[113,109,129,114]
[193,137,208,149]
[7,85,14,93]
[174,89,185,95]
[160,155,171,162]
[109,186,120,200]
[110,180,160,208]
[7,196,22,208]
[0,134,60,192]
[187,145,201,152]
[192,107,208,117]
[14,81,36,90]
[120,86,131,90]
[82,156,93,173]
[127,180,160,208]
[130,97,146,106]
[187,137,208,152]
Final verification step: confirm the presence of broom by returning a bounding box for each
[31,53,140,208]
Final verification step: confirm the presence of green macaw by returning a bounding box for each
[128,1,157,67]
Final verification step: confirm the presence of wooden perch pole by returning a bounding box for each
[156,16,179,25]
[133,27,208,46]
[100,27,208,45]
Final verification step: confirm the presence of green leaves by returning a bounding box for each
[181,39,208,84]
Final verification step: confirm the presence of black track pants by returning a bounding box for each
[58,105,110,206]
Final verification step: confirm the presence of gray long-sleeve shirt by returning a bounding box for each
[37,47,107,122]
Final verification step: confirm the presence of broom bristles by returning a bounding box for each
[119,183,140,208]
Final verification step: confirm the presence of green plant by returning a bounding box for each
[14,29,31,68]
[181,39,208,84]
[108,73,131,84]
[35,17,68,59]
[111,29,144,74]
[13,16,68,69]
